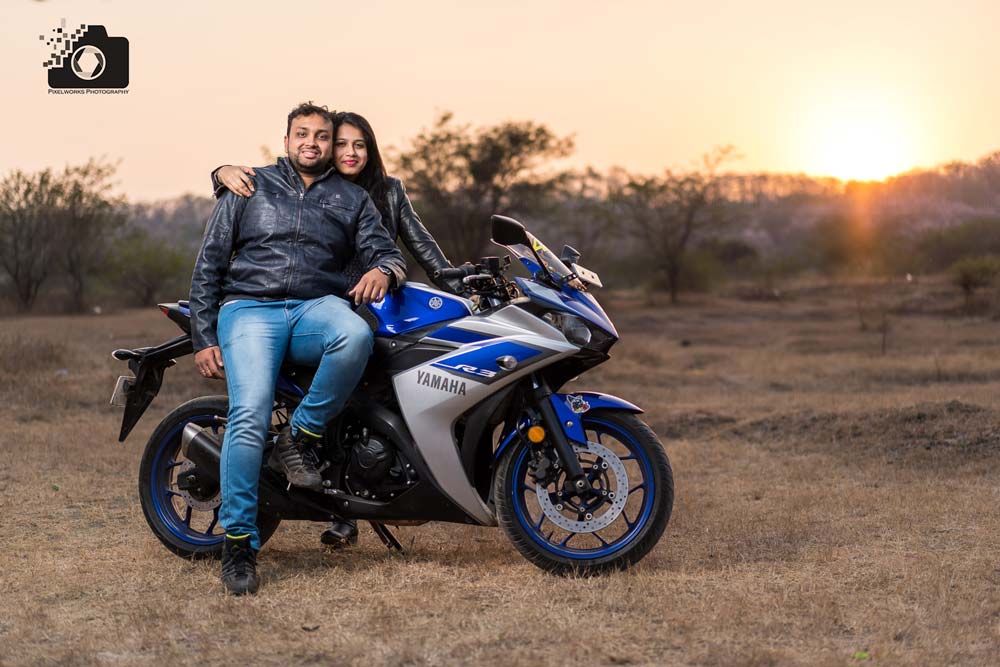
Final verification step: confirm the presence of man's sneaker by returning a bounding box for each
[320,519,359,548]
[269,425,323,490]
[221,534,259,596]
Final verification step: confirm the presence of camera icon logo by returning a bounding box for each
[41,20,128,89]
[71,45,106,81]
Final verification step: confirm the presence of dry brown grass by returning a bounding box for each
[1,278,999,666]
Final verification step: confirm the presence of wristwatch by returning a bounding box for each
[376,265,395,286]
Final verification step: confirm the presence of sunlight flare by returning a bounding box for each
[797,92,920,181]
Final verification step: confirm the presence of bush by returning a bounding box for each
[696,238,759,274]
[950,255,1000,309]
[648,249,724,294]
[918,218,1000,273]
[105,228,193,307]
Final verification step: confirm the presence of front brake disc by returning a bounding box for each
[534,441,629,533]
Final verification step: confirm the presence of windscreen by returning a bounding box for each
[501,231,575,285]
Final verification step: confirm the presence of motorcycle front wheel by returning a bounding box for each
[494,409,673,575]
[137,395,281,559]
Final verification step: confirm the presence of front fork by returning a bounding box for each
[530,375,594,496]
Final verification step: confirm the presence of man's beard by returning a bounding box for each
[288,151,331,176]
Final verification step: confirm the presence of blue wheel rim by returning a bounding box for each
[150,414,225,548]
[511,416,655,560]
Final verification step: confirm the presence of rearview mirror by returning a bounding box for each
[561,245,581,265]
[491,215,529,246]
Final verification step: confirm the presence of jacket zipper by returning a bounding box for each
[279,158,337,298]
[286,188,304,297]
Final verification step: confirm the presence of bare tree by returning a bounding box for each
[615,146,740,303]
[531,167,621,264]
[0,169,62,312]
[56,160,126,311]
[394,113,574,263]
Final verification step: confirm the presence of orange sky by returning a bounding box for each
[3,0,999,199]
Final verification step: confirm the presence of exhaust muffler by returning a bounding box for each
[180,423,222,482]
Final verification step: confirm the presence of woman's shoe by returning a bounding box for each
[321,519,359,548]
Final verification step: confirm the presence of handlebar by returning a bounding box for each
[436,257,516,306]
[434,264,479,280]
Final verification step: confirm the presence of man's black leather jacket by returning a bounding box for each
[212,170,460,294]
[190,158,406,352]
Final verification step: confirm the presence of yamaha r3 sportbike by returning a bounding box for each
[111,215,674,574]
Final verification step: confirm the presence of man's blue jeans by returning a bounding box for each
[216,296,373,549]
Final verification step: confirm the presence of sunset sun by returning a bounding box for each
[798,93,920,182]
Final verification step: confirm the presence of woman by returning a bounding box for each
[212,111,461,548]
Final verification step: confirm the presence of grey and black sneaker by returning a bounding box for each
[269,425,323,490]
[221,534,259,596]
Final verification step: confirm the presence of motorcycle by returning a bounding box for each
[111,215,673,574]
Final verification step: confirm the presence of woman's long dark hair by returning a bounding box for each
[332,112,390,218]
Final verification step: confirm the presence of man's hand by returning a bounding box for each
[195,346,225,379]
[348,268,391,305]
[217,165,256,198]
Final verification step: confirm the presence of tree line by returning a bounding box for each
[3,113,1000,314]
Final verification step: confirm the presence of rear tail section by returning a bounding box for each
[112,334,193,441]
[112,301,194,441]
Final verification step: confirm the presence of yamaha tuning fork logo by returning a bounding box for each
[41,19,129,95]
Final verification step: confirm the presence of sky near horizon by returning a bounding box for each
[2,0,999,200]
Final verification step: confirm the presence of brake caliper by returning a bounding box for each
[528,449,559,487]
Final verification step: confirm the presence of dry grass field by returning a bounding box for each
[2,278,999,666]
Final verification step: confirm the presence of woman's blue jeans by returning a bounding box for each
[216,295,373,549]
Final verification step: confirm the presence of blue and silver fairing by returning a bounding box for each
[514,272,618,339]
[497,228,618,339]
[392,305,580,525]
[366,283,473,336]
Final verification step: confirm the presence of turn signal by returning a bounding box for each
[527,425,546,443]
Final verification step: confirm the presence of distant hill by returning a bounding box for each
[129,194,216,256]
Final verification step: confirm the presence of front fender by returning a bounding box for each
[549,391,643,445]
[493,391,643,462]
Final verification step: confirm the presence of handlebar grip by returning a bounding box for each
[434,264,477,280]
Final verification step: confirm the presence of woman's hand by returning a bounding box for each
[217,165,256,197]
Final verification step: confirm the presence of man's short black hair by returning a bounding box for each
[286,101,334,137]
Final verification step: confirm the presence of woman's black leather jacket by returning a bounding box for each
[343,177,460,294]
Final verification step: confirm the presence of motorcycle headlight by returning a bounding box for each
[543,311,592,346]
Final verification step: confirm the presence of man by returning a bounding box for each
[189,102,406,596]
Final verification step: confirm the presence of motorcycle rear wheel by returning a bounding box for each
[138,395,281,559]
[494,409,673,575]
